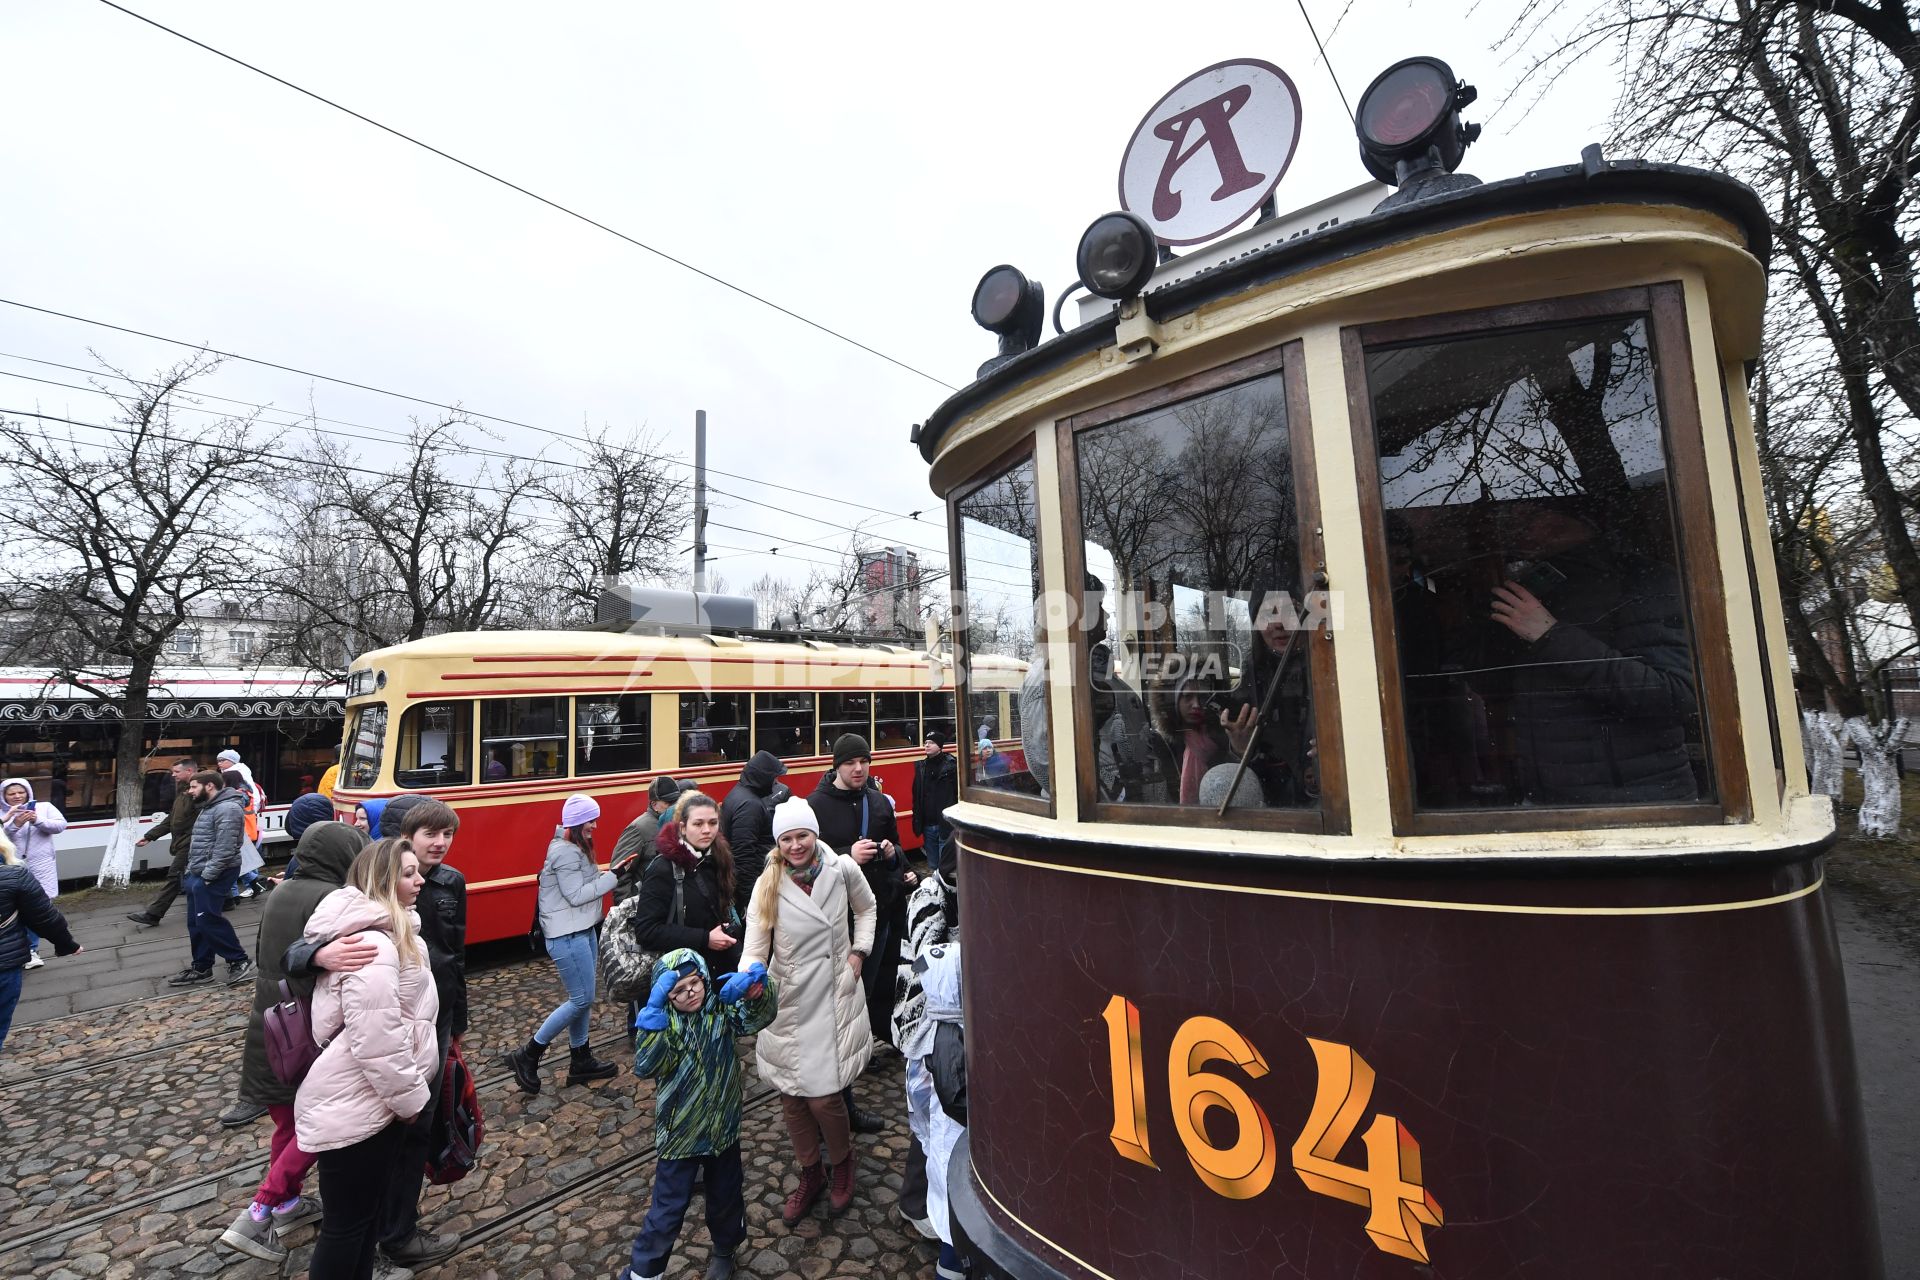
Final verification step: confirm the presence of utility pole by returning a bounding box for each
[693,409,708,593]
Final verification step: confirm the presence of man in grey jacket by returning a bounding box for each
[168,770,256,988]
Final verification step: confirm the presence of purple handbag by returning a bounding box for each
[263,979,324,1087]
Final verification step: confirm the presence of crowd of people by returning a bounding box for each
[0,729,972,1280]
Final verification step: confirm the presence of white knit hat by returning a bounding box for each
[770,795,819,841]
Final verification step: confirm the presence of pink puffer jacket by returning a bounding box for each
[294,886,440,1154]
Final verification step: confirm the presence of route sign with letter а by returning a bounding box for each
[1119,59,1303,247]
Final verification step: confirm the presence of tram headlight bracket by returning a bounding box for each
[1355,56,1482,205]
[971,264,1045,376]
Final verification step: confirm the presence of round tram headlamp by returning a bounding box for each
[1075,211,1158,302]
[972,265,1039,335]
[1354,56,1479,189]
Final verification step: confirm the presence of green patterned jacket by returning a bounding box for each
[634,947,779,1159]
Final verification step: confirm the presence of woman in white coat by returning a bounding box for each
[741,796,876,1226]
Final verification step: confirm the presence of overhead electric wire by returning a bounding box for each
[1295,0,1356,125]
[91,0,958,392]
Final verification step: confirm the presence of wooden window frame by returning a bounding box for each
[1056,340,1349,836]
[1345,282,1750,836]
[949,439,1053,818]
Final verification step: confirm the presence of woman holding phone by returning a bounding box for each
[2,778,67,970]
[634,790,743,979]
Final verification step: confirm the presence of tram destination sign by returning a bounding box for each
[1119,59,1302,246]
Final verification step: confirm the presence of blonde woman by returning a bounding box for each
[295,838,440,1280]
[741,796,876,1226]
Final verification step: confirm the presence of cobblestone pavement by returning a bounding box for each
[2,934,942,1280]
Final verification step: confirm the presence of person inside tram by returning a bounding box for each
[1482,496,1700,806]
[1216,571,1318,808]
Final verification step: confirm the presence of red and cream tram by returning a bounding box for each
[921,57,1882,1279]
[332,627,1027,944]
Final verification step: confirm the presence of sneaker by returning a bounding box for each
[269,1194,322,1232]
[126,912,161,927]
[899,1205,938,1241]
[704,1248,738,1280]
[382,1230,460,1267]
[372,1259,414,1280]
[226,959,258,987]
[167,966,212,986]
[935,1242,968,1280]
[22,952,43,970]
[219,1101,268,1127]
[215,1206,288,1263]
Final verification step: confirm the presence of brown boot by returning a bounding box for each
[828,1156,855,1214]
[781,1163,827,1227]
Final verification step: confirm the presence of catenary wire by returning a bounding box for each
[90,0,958,392]
[1295,0,1356,125]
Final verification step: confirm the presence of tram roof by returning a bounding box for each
[353,628,978,672]
[0,665,342,701]
[918,159,1769,464]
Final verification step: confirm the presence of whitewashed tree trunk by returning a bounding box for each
[96,769,143,887]
[1804,710,1845,799]
[1843,716,1909,839]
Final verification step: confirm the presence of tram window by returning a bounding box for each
[922,692,956,750]
[344,704,387,789]
[1070,365,1320,817]
[873,693,918,749]
[479,697,567,781]
[680,694,749,764]
[753,693,814,759]
[954,456,1046,804]
[577,694,651,776]
[967,692,1002,741]
[817,692,872,756]
[397,701,472,788]
[1364,313,1713,814]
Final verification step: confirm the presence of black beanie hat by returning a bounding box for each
[925,726,948,747]
[832,734,872,768]
[650,775,682,804]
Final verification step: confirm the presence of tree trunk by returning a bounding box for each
[1803,709,1845,799]
[1843,715,1909,837]
[96,662,153,887]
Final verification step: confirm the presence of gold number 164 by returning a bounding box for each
[1100,994,1443,1263]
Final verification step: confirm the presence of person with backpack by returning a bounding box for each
[611,776,682,902]
[741,796,877,1226]
[214,819,369,1265]
[0,829,81,1053]
[296,838,441,1280]
[634,791,743,979]
[617,948,777,1280]
[503,794,619,1093]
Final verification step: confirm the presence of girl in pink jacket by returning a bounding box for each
[295,838,441,1280]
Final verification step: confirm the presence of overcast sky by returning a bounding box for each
[2,0,1613,614]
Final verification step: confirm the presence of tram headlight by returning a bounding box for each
[1355,56,1480,190]
[971,265,1045,372]
[1075,211,1157,302]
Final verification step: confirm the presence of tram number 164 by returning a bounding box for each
[1099,995,1444,1263]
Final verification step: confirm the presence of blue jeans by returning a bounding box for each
[0,965,21,1054]
[628,1145,745,1275]
[535,928,598,1049]
[185,870,248,970]
[921,821,951,874]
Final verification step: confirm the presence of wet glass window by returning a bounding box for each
[576,694,651,776]
[818,692,872,756]
[680,694,749,764]
[873,692,919,750]
[754,693,815,759]
[480,697,567,781]
[1365,315,1712,810]
[956,457,1045,800]
[344,704,387,789]
[398,701,472,788]
[1073,367,1317,813]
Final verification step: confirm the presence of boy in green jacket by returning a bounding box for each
[619,947,776,1280]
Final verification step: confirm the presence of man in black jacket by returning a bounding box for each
[720,750,786,906]
[910,730,958,874]
[1,853,81,1053]
[127,759,201,927]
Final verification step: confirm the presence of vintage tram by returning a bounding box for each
[921,57,1881,1279]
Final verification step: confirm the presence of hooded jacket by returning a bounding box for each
[1,846,78,972]
[186,787,248,880]
[632,947,779,1160]
[239,822,368,1107]
[740,843,876,1097]
[294,885,440,1153]
[719,751,785,896]
[808,775,903,913]
[354,797,389,837]
[1,779,67,898]
[536,835,615,939]
[284,793,336,843]
[635,820,742,978]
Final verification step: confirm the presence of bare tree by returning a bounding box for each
[0,355,285,885]
[531,426,691,625]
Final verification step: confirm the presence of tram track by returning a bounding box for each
[0,1019,247,1091]
[0,1032,635,1258]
